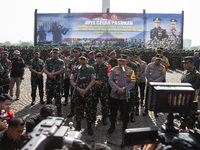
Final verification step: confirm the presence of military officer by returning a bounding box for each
[108,50,118,68]
[92,52,112,125]
[29,51,45,105]
[167,19,181,40]
[150,17,168,41]
[70,52,95,135]
[63,48,74,106]
[135,52,147,107]
[67,47,81,118]
[151,47,170,70]
[87,51,96,66]
[181,56,199,88]
[43,48,64,116]
[0,51,12,94]
[108,54,136,133]
[143,54,166,116]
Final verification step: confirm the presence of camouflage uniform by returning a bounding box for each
[70,64,96,124]
[29,58,44,103]
[87,59,96,66]
[92,59,112,124]
[44,57,64,114]
[181,68,199,87]
[126,60,139,119]
[0,57,11,94]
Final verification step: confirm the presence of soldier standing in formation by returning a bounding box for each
[0,51,12,95]
[135,52,147,107]
[67,47,80,118]
[63,49,74,106]
[43,48,64,116]
[92,52,112,125]
[29,51,45,105]
[108,54,136,133]
[70,52,95,135]
[143,54,166,116]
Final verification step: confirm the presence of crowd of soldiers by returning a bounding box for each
[0,45,196,69]
[0,45,199,136]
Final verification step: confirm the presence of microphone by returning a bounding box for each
[122,65,125,72]
[78,65,82,70]
[63,137,91,150]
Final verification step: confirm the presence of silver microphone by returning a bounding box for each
[122,65,125,72]
[78,65,82,70]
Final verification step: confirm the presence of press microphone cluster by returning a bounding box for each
[122,65,126,72]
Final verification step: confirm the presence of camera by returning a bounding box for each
[122,83,200,149]
[22,116,90,150]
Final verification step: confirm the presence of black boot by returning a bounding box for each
[143,108,148,116]
[135,107,139,116]
[63,97,68,106]
[57,105,63,117]
[67,106,75,118]
[40,97,45,104]
[87,122,93,135]
[130,113,135,122]
[31,97,35,105]
[75,121,81,131]
[102,115,108,125]
[108,122,115,134]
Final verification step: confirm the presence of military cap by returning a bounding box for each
[170,19,177,22]
[73,47,81,52]
[79,52,88,59]
[156,54,163,60]
[96,52,104,57]
[2,51,8,55]
[122,49,130,56]
[153,17,161,23]
[118,54,127,61]
[88,51,95,55]
[157,47,163,52]
[109,50,116,56]
[34,50,40,54]
[52,48,59,53]
[13,50,20,55]
[182,56,194,63]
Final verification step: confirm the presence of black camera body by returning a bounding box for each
[123,83,200,149]
[22,116,84,150]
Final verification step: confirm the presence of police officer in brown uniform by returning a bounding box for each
[143,54,166,116]
[108,54,136,133]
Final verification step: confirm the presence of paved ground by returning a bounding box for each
[11,68,182,150]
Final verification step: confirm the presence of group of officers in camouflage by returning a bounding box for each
[0,45,200,136]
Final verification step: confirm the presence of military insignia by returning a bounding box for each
[111,14,117,20]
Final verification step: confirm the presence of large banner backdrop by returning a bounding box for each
[35,12,183,49]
